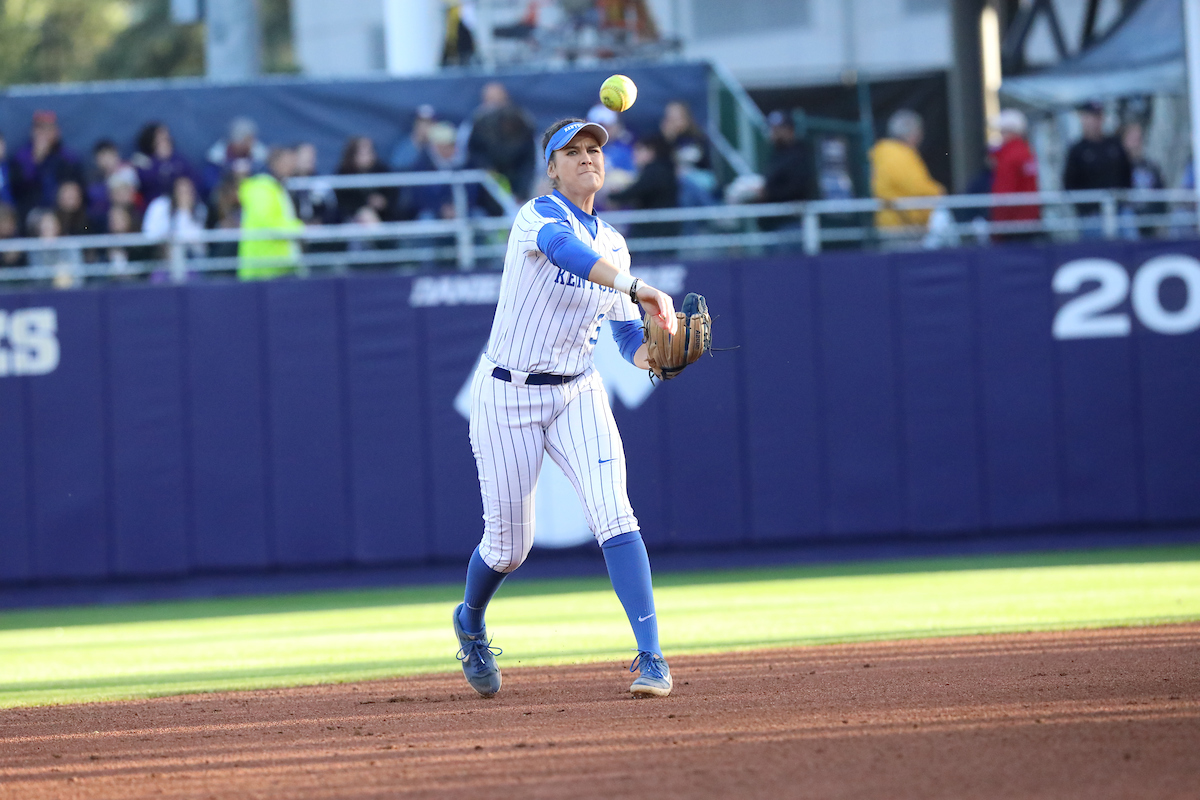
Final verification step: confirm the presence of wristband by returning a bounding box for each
[628,278,640,304]
[612,272,634,295]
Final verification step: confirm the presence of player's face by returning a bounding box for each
[549,133,605,199]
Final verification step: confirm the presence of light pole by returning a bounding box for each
[948,0,988,192]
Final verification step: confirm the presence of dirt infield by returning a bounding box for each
[1,624,1197,799]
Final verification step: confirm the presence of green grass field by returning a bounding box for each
[2,544,1199,709]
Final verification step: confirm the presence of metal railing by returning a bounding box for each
[288,169,520,216]
[707,60,767,180]
[0,182,1196,288]
[287,169,520,270]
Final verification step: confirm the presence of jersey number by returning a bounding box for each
[589,313,606,345]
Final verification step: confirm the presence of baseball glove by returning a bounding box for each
[643,292,712,381]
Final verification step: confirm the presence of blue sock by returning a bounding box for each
[460,546,507,634]
[601,531,661,656]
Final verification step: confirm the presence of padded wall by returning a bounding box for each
[2,239,1199,586]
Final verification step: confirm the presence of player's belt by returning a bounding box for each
[491,367,579,386]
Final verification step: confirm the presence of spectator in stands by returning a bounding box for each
[0,203,25,269]
[870,109,945,229]
[27,207,83,289]
[85,139,125,229]
[411,122,475,220]
[98,203,149,274]
[609,133,679,240]
[205,174,242,259]
[105,165,143,220]
[390,104,437,172]
[660,100,709,170]
[587,104,636,209]
[817,138,855,201]
[734,110,813,235]
[588,104,636,172]
[9,111,84,231]
[990,108,1040,241]
[951,146,996,240]
[132,123,197,205]
[55,180,91,237]
[143,175,207,258]
[441,1,477,66]
[597,0,660,41]
[660,100,717,207]
[763,110,812,200]
[965,146,997,197]
[1120,121,1166,239]
[291,141,337,226]
[206,117,268,188]
[464,81,537,200]
[237,146,303,280]
[0,134,13,207]
[808,137,859,248]
[335,136,395,222]
[1062,101,1131,233]
[405,121,475,261]
[346,206,386,254]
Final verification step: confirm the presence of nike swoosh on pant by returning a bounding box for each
[638,613,655,622]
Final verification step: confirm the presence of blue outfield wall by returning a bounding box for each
[1,239,1200,590]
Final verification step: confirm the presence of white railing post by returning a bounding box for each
[168,241,188,283]
[803,208,821,255]
[1101,195,1119,239]
[452,181,474,270]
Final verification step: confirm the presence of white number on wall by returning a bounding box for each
[1130,255,1200,335]
[1052,259,1131,339]
[0,307,60,377]
[1053,255,1200,340]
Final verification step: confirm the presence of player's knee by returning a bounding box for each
[489,551,528,574]
[593,512,640,545]
[481,540,532,574]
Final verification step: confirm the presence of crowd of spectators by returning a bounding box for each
[0,84,729,283]
[0,87,1189,285]
[870,101,1178,245]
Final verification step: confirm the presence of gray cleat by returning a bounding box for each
[629,651,672,697]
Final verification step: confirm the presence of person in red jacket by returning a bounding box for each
[990,108,1040,242]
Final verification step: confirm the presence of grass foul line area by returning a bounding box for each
[0,545,1198,708]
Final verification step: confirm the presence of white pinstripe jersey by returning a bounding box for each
[485,192,640,376]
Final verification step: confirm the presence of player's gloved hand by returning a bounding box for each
[642,292,712,381]
[635,284,678,335]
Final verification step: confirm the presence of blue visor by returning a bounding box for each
[543,121,609,163]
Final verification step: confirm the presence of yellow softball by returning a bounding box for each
[600,74,637,113]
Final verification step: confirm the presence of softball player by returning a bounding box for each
[453,118,678,698]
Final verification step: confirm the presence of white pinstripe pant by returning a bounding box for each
[469,361,639,573]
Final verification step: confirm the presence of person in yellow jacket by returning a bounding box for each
[870,110,945,229]
[238,146,304,280]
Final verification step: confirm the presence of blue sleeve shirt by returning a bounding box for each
[533,195,603,281]
[529,192,643,365]
[609,319,643,365]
